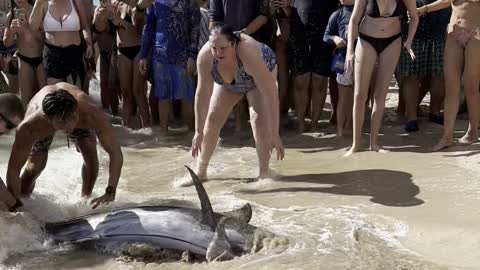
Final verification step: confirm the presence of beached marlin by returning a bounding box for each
[45,167,262,261]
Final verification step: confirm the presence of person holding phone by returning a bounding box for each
[93,0,119,116]
[4,0,46,106]
[29,0,93,89]
[95,0,150,128]
[0,0,18,94]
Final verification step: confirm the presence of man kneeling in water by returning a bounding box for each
[0,93,25,211]
[6,82,123,209]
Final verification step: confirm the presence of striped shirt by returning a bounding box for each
[199,7,210,50]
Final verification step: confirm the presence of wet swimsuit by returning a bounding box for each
[212,43,276,94]
[359,0,402,55]
[31,128,96,154]
[17,53,43,69]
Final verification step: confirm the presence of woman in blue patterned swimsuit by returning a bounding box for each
[186,23,285,186]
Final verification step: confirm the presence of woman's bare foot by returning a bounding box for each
[458,132,478,145]
[177,170,208,187]
[258,170,270,179]
[370,144,388,153]
[432,137,453,151]
[344,145,360,157]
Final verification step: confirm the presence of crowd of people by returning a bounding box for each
[0,0,477,212]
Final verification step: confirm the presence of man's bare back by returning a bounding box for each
[7,82,123,210]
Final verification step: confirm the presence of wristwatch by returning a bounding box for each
[105,186,116,196]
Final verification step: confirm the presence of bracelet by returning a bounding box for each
[105,185,116,196]
[8,198,23,212]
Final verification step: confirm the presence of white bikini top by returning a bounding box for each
[43,0,80,32]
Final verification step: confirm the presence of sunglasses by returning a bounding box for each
[0,113,16,130]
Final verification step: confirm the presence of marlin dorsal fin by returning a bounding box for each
[185,166,217,229]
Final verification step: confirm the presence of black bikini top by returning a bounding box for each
[366,0,401,18]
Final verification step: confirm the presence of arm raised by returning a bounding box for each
[29,0,47,31]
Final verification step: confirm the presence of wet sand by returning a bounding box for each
[1,80,479,269]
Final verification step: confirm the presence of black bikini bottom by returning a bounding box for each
[17,53,43,69]
[359,32,402,55]
[118,46,141,61]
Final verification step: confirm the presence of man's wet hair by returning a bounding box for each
[0,93,25,120]
[42,90,78,121]
[210,22,241,45]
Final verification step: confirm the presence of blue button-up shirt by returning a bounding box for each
[140,0,200,64]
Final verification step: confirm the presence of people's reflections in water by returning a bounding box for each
[237,170,423,207]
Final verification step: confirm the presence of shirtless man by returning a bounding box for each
[0,93,24,211]
[6,82,123,209]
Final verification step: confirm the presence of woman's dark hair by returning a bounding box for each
[9,0,35,28]
[42,90,78,121]
[209,22,241,45]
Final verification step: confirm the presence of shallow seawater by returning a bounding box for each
[1,82,479,270]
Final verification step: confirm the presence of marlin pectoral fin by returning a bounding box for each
[221,203,252,226]
[185,166,217,230]
[206,217,234,262]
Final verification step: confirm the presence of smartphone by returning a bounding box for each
[15,9,26,21]
[271,0,282,9]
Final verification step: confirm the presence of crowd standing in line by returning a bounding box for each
[0,0,474,211]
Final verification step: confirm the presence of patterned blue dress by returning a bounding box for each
[140,0,200,101]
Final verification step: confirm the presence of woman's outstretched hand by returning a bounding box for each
[271,135,285,160]
[191,132,203,158]
[344,52,354,75]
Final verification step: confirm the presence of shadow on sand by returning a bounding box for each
[238,169,424,207]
